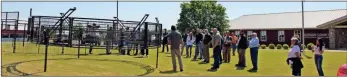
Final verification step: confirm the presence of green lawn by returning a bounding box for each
[1,43,346,76]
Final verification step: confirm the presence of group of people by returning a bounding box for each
[164,25,326,76]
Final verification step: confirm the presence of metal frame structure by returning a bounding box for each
[1,11,19,53]
[7,6,162,72]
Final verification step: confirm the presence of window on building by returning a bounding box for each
[294,30,301,38]
[247,31,253,41]
[235,31,240,38]
[260,31,267,41]
[278,30,285,42]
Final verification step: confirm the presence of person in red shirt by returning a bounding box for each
[338,64,347,76]
[231,32,238,56]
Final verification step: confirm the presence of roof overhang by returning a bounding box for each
[317,15,347,29]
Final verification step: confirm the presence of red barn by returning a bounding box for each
[229,9,347,49]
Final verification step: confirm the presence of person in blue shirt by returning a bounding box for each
[248,32,259,72]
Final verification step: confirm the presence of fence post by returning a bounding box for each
[78,28,82,58]
[43,29,49,72]
[23,24,26,46]
[144,22,148,55]
[68,18,73,47]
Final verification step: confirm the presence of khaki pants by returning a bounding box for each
[223,46,231,62]
[237,49,246,66]
[204,45,210,62]
[171,49,183,70]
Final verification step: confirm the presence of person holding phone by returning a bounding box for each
[311,38,325,76]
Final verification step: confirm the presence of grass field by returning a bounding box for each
[1,42,346,76]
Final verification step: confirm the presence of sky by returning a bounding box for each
[2,2,347,29]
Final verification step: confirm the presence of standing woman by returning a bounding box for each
[286,37,304,76]
[186,32,195,58]
[181,32,188,55]
[312,38,325,76]
[222,32,232,63]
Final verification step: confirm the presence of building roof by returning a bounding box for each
[229,9,347,30]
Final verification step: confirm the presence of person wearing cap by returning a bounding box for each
[311,38,325,76]
[286,37,304,76]
[248,32,259,72]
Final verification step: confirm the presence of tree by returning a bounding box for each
[177,0,229,33]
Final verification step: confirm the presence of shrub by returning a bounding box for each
[283,44,289,50]
[260,44,266,49]
[307,43,315,50]
[269,44,275,49]
[276,44,282,49]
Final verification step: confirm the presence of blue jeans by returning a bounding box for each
[199,42,204,59]
[186,45,193,57]
[250,47,259,70]
[315,55,324,76]
[212,45,222,69]
[232,44,237,55]
[194,42,203,59]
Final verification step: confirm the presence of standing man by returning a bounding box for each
[208,28,222,71]
[162,29,169,53]
[167,25,184,72]
[105,27,113,55]
[248,33,259,72]
[203,29,212,63]
[236,31,248,68]
[193,29,204,60]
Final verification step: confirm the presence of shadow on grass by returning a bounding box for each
[159,70,178,74]
[198,61,209,64]
[97,53,120,56]
[236,67,245,70]
[207,69,218,72]
[2,58,155,76]
[191,59,199,61]
[134,56,145,58]
[247,70,258,73]
[166,56,171,57]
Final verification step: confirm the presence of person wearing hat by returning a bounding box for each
[286,37,304,76]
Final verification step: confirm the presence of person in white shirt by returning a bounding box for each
[286,37,303,76]
[186,32,195,58]
[248,33,259,72]
[311,38,325,76]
